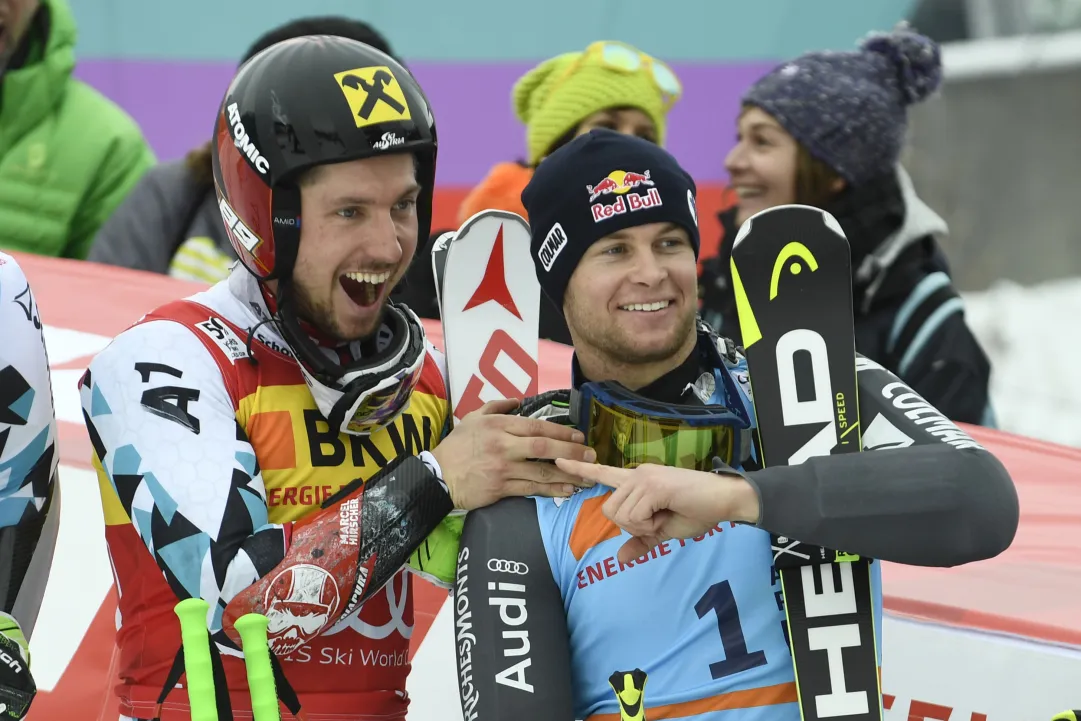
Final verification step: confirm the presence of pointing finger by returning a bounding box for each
[555,458,626,487]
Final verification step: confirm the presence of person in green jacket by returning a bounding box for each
[0,0,155,260]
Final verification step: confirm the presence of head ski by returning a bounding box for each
[730,204,881,721]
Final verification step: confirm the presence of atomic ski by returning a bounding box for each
[439,210,541,423]
[730,204,881,721]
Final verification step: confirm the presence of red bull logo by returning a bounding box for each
[592,187,664,223]
[586,169,654,201]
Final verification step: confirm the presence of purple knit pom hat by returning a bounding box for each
[742,26,943,185]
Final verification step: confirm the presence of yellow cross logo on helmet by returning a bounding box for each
[333,66,412,128]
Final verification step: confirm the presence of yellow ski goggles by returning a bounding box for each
[571,376,751,472]
[555,40,683,111]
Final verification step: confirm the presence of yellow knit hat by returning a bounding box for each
[513,42,679,166]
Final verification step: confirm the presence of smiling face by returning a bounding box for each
[290,153,420,342]
[563,221,698,370]
[724,106,801,227]
[0,0,39,71]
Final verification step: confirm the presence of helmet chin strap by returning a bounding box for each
[270,277,406,385]
[270,277,347,386]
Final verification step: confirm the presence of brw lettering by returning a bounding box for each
[305,410,434,468]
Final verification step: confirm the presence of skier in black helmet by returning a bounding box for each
[79,36,594,721]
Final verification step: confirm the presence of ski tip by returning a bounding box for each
[820,210,846,239]
[732,204,849,251]
[732,215,753,250]
[432,231,456,253]
[457,208,529,236]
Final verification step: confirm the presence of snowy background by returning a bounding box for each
[963,277,1081,448]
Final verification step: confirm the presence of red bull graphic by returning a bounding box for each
[592,187,664,222]
[586,169,655,201]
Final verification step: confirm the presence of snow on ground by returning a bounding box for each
[962,276,1081,448]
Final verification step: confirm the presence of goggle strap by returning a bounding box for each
[568,386,584,428]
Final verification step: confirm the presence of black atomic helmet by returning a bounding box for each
[212,35,438,281]
[211,36,438,436]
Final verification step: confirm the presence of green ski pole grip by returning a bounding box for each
[235,613,281,721]
[173,598,217,721]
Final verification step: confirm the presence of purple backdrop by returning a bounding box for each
[74,60,774,185]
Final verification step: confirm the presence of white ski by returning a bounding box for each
[439,210,541,424]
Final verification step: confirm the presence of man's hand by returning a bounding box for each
[432,399,597,510]
[554,459,761,564]
[0,613,35,719]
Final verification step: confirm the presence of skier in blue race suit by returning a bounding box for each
[452,130,1019,721]
[0,252,62,719]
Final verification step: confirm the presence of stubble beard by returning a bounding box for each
[566,296,697,366]
[292,279,388,343]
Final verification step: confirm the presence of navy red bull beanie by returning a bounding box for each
[521,129,700,309]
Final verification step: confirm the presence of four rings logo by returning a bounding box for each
[488,559,528,575]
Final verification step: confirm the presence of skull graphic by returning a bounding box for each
[263,564,341,655]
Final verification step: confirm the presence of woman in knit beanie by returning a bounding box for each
[455,40,681,226]
[699,26,995,428]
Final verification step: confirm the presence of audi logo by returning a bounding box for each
[488,559,529,575]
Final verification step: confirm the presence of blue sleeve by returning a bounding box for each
[0,254,57,530]
[0,253,60,621]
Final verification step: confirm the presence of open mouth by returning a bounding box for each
[339,270,391,308]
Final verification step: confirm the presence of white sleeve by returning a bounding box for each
[0,253,58,530]
[79,319,288,633]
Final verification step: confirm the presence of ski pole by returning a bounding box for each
[235,613,281,721]
[608,669,648,721]
[174,598,217,721]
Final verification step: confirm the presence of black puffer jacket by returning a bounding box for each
[699,166,994,426]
